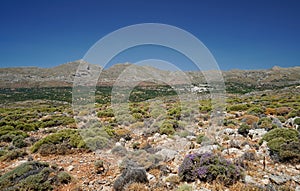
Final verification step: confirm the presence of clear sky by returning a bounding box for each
[0,0,299,70]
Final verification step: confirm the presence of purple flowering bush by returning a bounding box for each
[178,152,244,185]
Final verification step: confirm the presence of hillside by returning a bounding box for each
[1,61,299,91]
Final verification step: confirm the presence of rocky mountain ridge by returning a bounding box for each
[1,61,299,90]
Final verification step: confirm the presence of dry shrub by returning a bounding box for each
[125,182,148,191]
[242,115,259,125]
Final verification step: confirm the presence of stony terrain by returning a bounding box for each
[0,63,300,191]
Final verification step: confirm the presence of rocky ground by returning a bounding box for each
[0,86,299,191]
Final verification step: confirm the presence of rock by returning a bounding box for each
[199,188,211,191]
[195,144,219,154]
[147,173,156,183]
[67,165,74,171]
[284,117,300,128]
[242,144,251,151]
[186,135,196,141]
[296,185,300,191]
[292,175,300,184]
[261,178,269,185]
[158,137,191,151]
[269,174,290,185]
[156,149,178,162]
[113,160,148,191]
[296,164,300,170]
[230,139,241,149]
[244,175,257,184]
[271,117,282,128]
[220,128,236,135]
[222,148,244,157]
[248,129,267,141]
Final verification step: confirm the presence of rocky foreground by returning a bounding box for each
[0,86,299,191]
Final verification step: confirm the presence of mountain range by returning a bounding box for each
[1,60,299,91]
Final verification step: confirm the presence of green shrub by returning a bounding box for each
[257,117,273,130]
[159,122,175,135]
[260,128,300,163]
[260,128,299,145]
[132,112,144,120]
[57,172,72,184]
[279,141,300,163]
[196,134,209,144]
[247,107,264,115]
[31,129,86,153]
[177,183,193,191]
[277,116,286,123]
[287,110,300,118]
[238,123,251,137]
[227,104,249,112]
[267,137,286,152]
[294,118,300,125]
[97,109,114,118]
[85,136,111,150]
[0,125,28,139]
[16,123,37,131]
[12,135,27,148]
[0,149,27,161]
[168,107,181,120]
[0,161,72,190]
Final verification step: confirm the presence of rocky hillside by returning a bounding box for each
[1,61,299,91]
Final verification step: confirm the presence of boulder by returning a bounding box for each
[113,160,148,191]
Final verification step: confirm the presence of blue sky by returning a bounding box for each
[0,0,299,70]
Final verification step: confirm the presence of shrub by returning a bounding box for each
[260,128,299,145]
[126,183,148,191]
[94,160,105,174]
[132,113,144,121]
[260,128,300,163]
[0,149,27,161]
[276,107,292,116]
[177,183,193,191]
[241,150,256,161]
[247,107,264,116]
[287,110,300,118]
[238,123,251,137]
[168,107,181,120]
[196,134,209,144]
[57,171,72,184]
[277,116,286,123]
[294,118,300,126]
[113,160,148,191]
[178,152,244,185]
[115,128,131,140]
[97,109,114,118]
[12,135,27,148]
[267,137,286,152]
[0,161,72,190]
[159,122,175,135]
[16,123,37,131]
[31,129,86,153]
[279,141,300,163]
[265,108,277,115]
[112,146,128,157]
[241,115,259,125]
[0,125,28,139]
[257,117,273,130]
[227,104,249,112]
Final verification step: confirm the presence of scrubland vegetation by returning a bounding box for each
[0,84,299,190]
